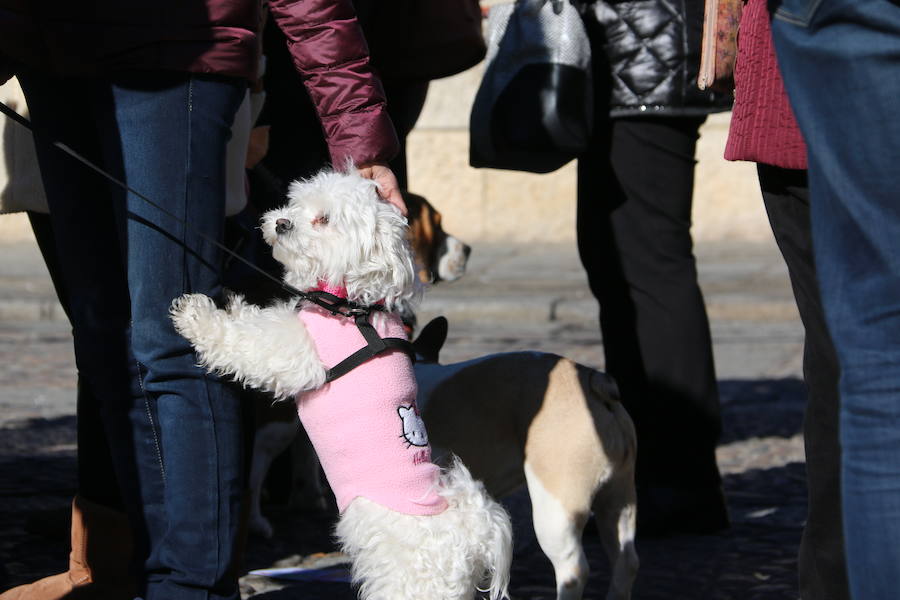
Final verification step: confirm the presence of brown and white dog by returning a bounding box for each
[249,314,639,600]
[411,317,639,600]
[404,191,471,284]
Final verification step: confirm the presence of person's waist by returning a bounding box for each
[0,18,259,80]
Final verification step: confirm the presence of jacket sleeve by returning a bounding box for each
[266,0,399,168]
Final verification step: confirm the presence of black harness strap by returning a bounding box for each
[0,101,324,305]
[324,313,416,383]
[299,291,416,384]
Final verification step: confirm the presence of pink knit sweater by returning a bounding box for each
[295,304,447,516]
[724,0,807,170]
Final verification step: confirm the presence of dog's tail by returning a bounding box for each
[589,369,621,402]
[442,456,513,600]
[586,367,637,471]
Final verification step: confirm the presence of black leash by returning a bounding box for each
[0,100,309,302]
[0,101,415,380]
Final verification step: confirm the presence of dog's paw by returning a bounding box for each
[170,293,218,341]
[224,290,248,314]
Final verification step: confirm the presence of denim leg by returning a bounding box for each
[104,74,245,600]
[19,72,244,600]
[771,2,900,598]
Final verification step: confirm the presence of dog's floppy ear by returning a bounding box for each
[412,316,448,363]
[343,194,419,310]
[402,192,436,284]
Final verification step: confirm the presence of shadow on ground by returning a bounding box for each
[1,379,809,599]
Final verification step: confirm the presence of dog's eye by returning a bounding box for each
[312,214,329,227]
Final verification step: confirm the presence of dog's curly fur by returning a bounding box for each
[338,457,512,600]
[170,168,512,600]
[264,171,420,314]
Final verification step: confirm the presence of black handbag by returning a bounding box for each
[469,0,593,174]
[359,0,487,81]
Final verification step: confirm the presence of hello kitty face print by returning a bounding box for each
[294,305,447,515]
[398,404,429,447]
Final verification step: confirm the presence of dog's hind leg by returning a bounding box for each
[248,418,300,538]
[524,463,590,600]
[289,426,330,511]
[591,469,638,600]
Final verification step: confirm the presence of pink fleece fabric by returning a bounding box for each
[295,304,448,515]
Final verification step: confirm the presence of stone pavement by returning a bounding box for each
[0,238,812,599]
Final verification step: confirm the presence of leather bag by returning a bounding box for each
[469,0,593,174]
[360,0,487,81]
[697,0,743,92]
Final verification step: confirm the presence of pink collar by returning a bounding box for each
[308,280,386,309]
[312,280,349,298]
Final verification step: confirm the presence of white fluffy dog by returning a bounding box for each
[170,169,512,600]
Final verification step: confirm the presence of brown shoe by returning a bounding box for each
[0,496,135,600]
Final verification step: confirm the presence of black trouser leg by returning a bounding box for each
[577,116,726,534]
[381,77,429,190]
[758,164,849,600]
[28,211,124,511]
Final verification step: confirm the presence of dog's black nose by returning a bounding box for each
[275,218,293,234]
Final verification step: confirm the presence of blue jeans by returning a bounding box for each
[19,72,245,600]
[771,2,900,598]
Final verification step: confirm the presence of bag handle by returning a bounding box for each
[517,0,567,15]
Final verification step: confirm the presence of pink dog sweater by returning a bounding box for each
[295,302,448,516]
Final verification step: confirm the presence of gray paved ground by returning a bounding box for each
[0,239,811,599]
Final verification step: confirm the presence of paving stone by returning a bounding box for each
[0,240,816,599]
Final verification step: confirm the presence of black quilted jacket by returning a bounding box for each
[585,0,732,117]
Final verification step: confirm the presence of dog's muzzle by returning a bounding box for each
[275,218,293,234]
[435,236,471,282]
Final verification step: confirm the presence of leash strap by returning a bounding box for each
[0,100,310,302]
[0,100,414,380]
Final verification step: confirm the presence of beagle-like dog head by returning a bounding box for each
[404,191,471,284]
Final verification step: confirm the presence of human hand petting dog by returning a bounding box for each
[358,163,406,215]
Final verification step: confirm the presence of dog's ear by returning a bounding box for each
[402,192,435,284]
[412,316,448,363]
[345,199,419,310]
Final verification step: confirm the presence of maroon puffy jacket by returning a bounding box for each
[0,0,398,167]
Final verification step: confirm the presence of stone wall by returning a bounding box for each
[0,8,774,247]
[408,59,771,245]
